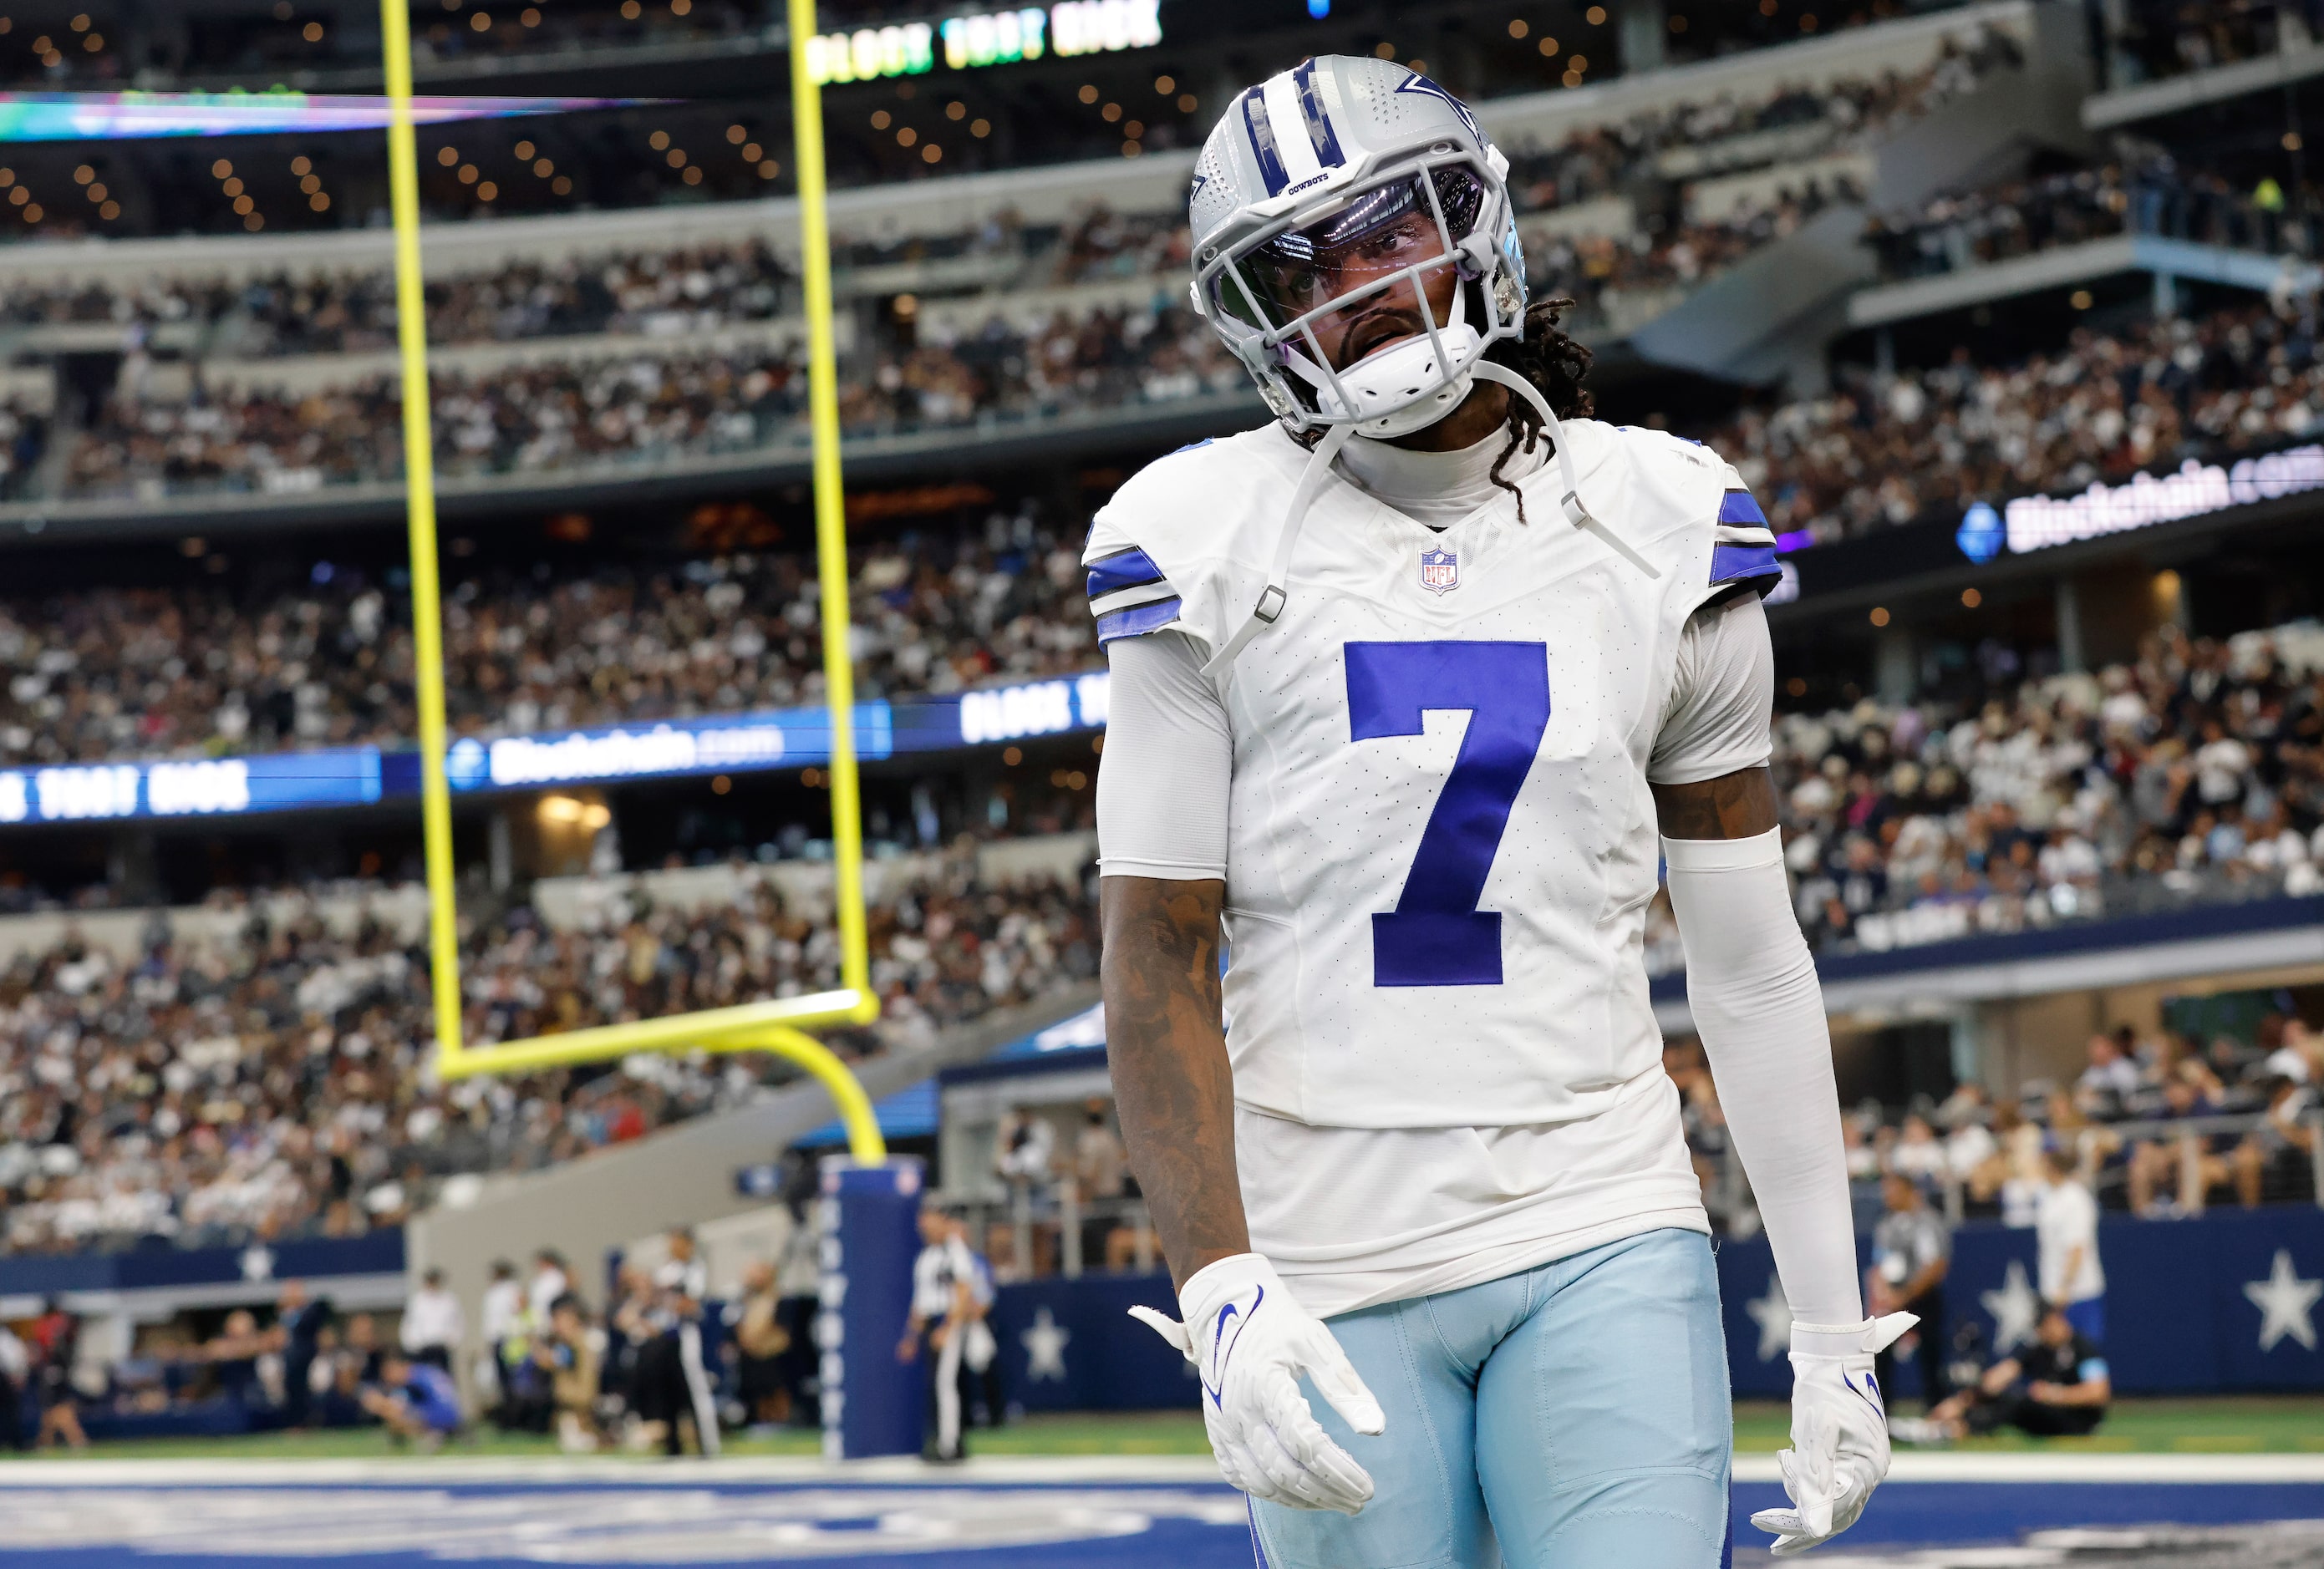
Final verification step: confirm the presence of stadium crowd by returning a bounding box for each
[15,293,2324,765]
[78,238,2318,517]
[1645,617,2324,972]
[1864,160,2315,281]
[1714,299,2324,546]
[2103,0,2300,84]
[0,854,1097,1256]
[9,29,2032,503]
[0,515,1087,766]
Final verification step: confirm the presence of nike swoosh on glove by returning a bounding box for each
[1129,1252,1385,1515]
[1752,1312,1918,1556]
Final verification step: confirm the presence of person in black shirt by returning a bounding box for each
[1892,1300,2109,1444]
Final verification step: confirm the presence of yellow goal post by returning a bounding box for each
[378,0,886,1161]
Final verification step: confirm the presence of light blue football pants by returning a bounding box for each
[1249,1226,1732,1569]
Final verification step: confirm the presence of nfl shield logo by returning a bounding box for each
[1419,547,1459,595]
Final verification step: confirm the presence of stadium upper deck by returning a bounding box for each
[0,2,2050,536]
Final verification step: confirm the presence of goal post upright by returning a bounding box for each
[379,0,463,1071]
[380,0,885,1160]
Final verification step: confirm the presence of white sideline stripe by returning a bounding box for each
[3,1452,2321,1489]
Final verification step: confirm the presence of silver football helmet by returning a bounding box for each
[1188,56,1527,439]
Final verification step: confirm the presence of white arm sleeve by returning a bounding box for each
[1663,828,1864,1348]
[1650,593,1776,785]
[1095,628,1231,881]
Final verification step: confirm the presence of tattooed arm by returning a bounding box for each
[1098,875,1248,1291]
[1650,764,1778,841]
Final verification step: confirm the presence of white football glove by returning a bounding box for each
[1752,1312,1917,1556]
[1129,1252,1385,1515]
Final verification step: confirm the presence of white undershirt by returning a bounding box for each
[1334,426,1548,529]
[1097,586,1777,1318]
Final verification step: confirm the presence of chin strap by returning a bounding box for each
[1468,360,1659,580]
[1198,423,1355,681]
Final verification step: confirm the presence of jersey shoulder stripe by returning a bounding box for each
[1082,426,1301,649]
[1087,545,1182,645]
[1096,597,1186,644]
[1708,471,1781,598]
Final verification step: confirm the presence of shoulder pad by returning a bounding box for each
[1082,427,1294,649]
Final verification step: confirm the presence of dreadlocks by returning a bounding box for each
[1482,297,1596,526]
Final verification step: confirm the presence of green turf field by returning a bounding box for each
[4,1398,2318,1462]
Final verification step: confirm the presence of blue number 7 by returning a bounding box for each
[1345,642,1549,987]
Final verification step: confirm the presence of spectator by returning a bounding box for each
[1889,1114,1950,1188]
[360,1351,462,1450]
[949,1212,1002,1430]
[275,1281,330,1429]
[28,1298,86,1450]
[729,1260,791,1429]
[660,1227,717,1456]
[1071,1097,1130,1266]
[1869,1171,1953,1413]
[479,1261,523,1414]
[532,1294,603,1455]
[527,1251,571,1329]
[1939,1084,2000,1186]
[2077,1033,2146,1119]
[898,1201,977,1463]
[0,1317,27,1449]
[2126,1062,2232,1216]
[1894,1298,2110,1443]
[2036,1145,2107,1343]
[772,1195,824,1427]
[629,1226,716,1458]
[401,1267,464,1374]
[2231,1075,2321,1207]
[196,1309,272,1407]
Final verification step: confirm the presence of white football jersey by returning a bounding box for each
[1084,418,1778,1131]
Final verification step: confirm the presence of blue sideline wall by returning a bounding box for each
[984,1208,2324,1410]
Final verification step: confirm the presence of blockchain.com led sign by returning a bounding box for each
[1965,442,2324,560]
[803,0,1162,84]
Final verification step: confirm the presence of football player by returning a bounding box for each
[1091,56,1911,1566]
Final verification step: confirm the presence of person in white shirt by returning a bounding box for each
[400,1267,465,1374]
[1889,1115,1950,1189]
[2074,1033,2144,1115]
[647,1227,718,1458]
[527,1250,571,1329]
[477,1260,522,1411]
[897,1203,979,1461]
[2034,1146,2106,1343]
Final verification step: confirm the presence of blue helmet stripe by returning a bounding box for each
[1290,58,1346,169]
[1239,86,1289,195]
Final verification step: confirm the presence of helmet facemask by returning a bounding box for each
[1197,148,1523,439]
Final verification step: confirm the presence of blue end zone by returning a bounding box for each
[1735,1480,2324,1547]
[2,1474,2317,1567]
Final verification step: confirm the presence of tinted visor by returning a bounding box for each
[1218,169,1485,334]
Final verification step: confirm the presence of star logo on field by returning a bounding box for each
[1746,1273,1790,1362]
[2245,1249,2321,1353]
[1981,1259,2040,1353]
[1021,1307,1070,1382]
[239,1245,276,1282]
